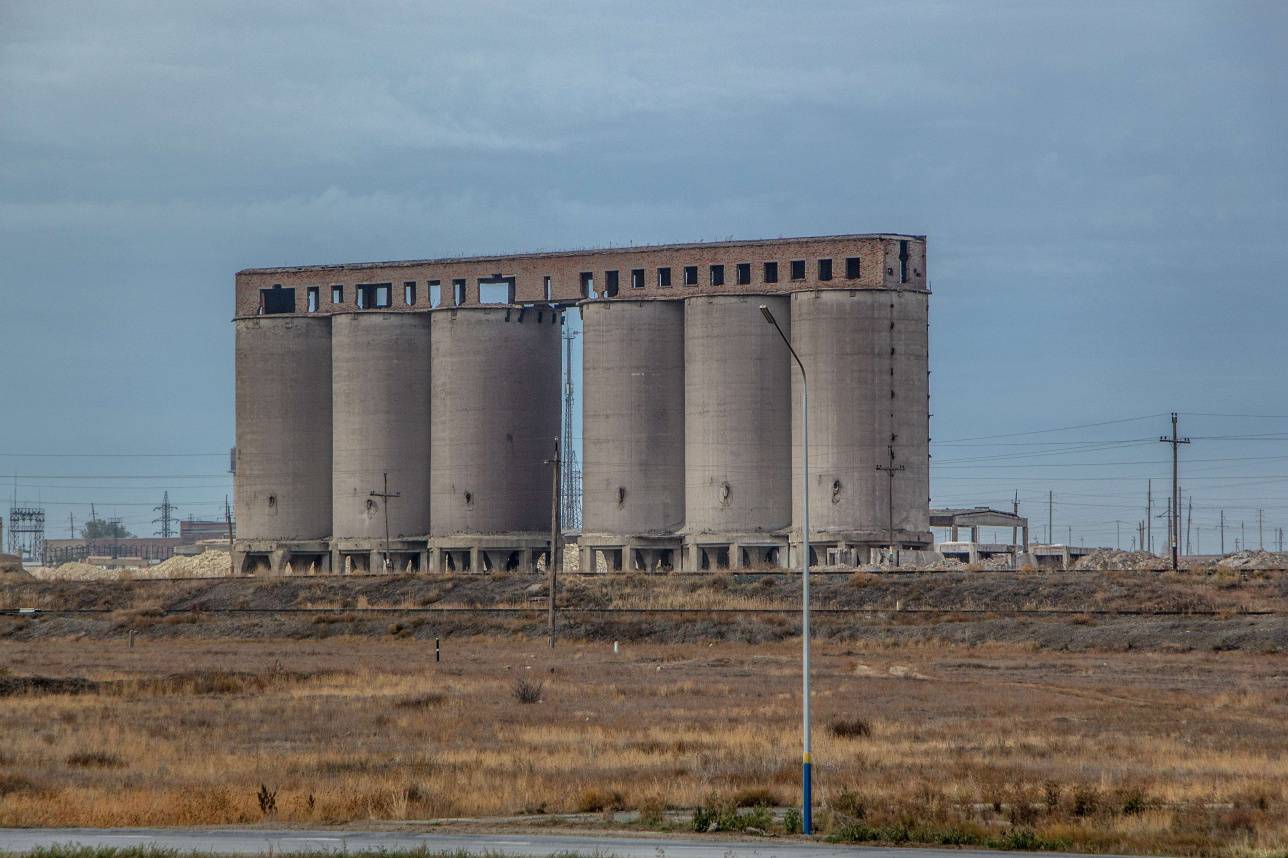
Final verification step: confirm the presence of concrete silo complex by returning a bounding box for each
[232,233,931,574]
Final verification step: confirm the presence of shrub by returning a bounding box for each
[829,718,872,739]
[731,786,780,808]
[783,807,802,834]
[831,788,867,819]
[637,796,666,826]
[513,677,544,704]
[257,784,277,817]
[576,788,626,813]
[1071,784,1099,817]
[65,751,125,769]
[1042,780,1061,812]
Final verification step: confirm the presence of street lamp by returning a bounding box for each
[759,304,812,835]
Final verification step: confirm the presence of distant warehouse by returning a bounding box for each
[232,234,931,575]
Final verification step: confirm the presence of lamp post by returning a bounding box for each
[760,304,812,835]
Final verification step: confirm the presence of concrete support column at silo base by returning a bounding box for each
[233,540,333,576]
[331,538,429,575]
[426,533,550,575]
[578,533,683,573]
[681,534,789,572]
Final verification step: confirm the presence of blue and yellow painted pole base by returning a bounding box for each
[802,753,813,835]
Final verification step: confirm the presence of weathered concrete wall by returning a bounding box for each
[429,307,561,537]
[789,290,931,546]
[683,295,792,538]
[582,301,685,538]
[234,316,332,541]
[331,312,431,541]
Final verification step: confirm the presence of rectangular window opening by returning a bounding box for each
[735,262,751,285]
[683,265,698,286]
[630,268,645,289]
[604,270,619,297]
[453,279,466,306]
[790,260,806,281]
[657,267,672,288]
[428,280,442,308]
[845,257,861,279]
[763,261,779,284]
[306,286,320,313]
[543,276,552,302]
[899,240,910,283]
[404,281,416,306]
[818,259,833,281]
[709,264,724,286]
[479,276,516,305]
[580,272,596,299]
[260,285,296,315]
[331,285,344,304]
[356,283,392,309]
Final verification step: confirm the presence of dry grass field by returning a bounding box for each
[1,632,1285,856]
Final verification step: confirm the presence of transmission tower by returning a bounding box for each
[560,327,582,530]
[8,507,46,565]
[153,491,179,538]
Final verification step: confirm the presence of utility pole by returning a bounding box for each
[153,491,178,538]
[1116,520,1121,550]
[1048,490,1054,544]
[225,496,235,576]
[876,446,905,561]
[1067,524,1072,546]
[1158,412,1190,570]
[1278,527,1284,553]
[369,473,400,573]
[69,512,76,539]
[1259,509,1264,551]
[1185,496,1193,556]
[1220,509,1225,556]
[545,438,561,648]
[1146,480,1152,554]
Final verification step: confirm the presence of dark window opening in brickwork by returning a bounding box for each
[453,279,466,306]
[428,280,442,307]
[404,282,416,306]
[357,283,392,309]
[479,277,516,305]
[631,268,645,289]
[818,259,832,281]
[581,272,595,299]
[899,240,910,283]
[306,286,319,313]
[790,260,806,281]
[604,270,620,297]
[260,286,295,314]
[683,265,698,286]
[543,276,552,302]
[657,267,672,287]
[736,262,751,285]
[764,261,779,283]
[331,285,344,304]
[709,264,724,286]
[845,257,861,279]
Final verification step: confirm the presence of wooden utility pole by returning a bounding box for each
[1146,480,1152,554]
[876,446,905,561]
[369,473,400,573]
[1220,509,1225,555]
[1048,490,1054,544]
[1158,412,1190,570]
[545,438,561,648]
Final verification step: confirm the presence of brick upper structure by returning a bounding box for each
[234,233,927,318]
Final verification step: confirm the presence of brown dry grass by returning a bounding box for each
[0,637,1284,856]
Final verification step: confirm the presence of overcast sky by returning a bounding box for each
[2,1,1286,546]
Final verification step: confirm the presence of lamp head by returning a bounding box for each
[759,304,775,324]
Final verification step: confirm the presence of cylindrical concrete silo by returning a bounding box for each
[790,289,931,557]
[331,312,431,569]
[683,295,792,569]
[581,300,685,570]
[234,316,333,560]
[429,306,561,570]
